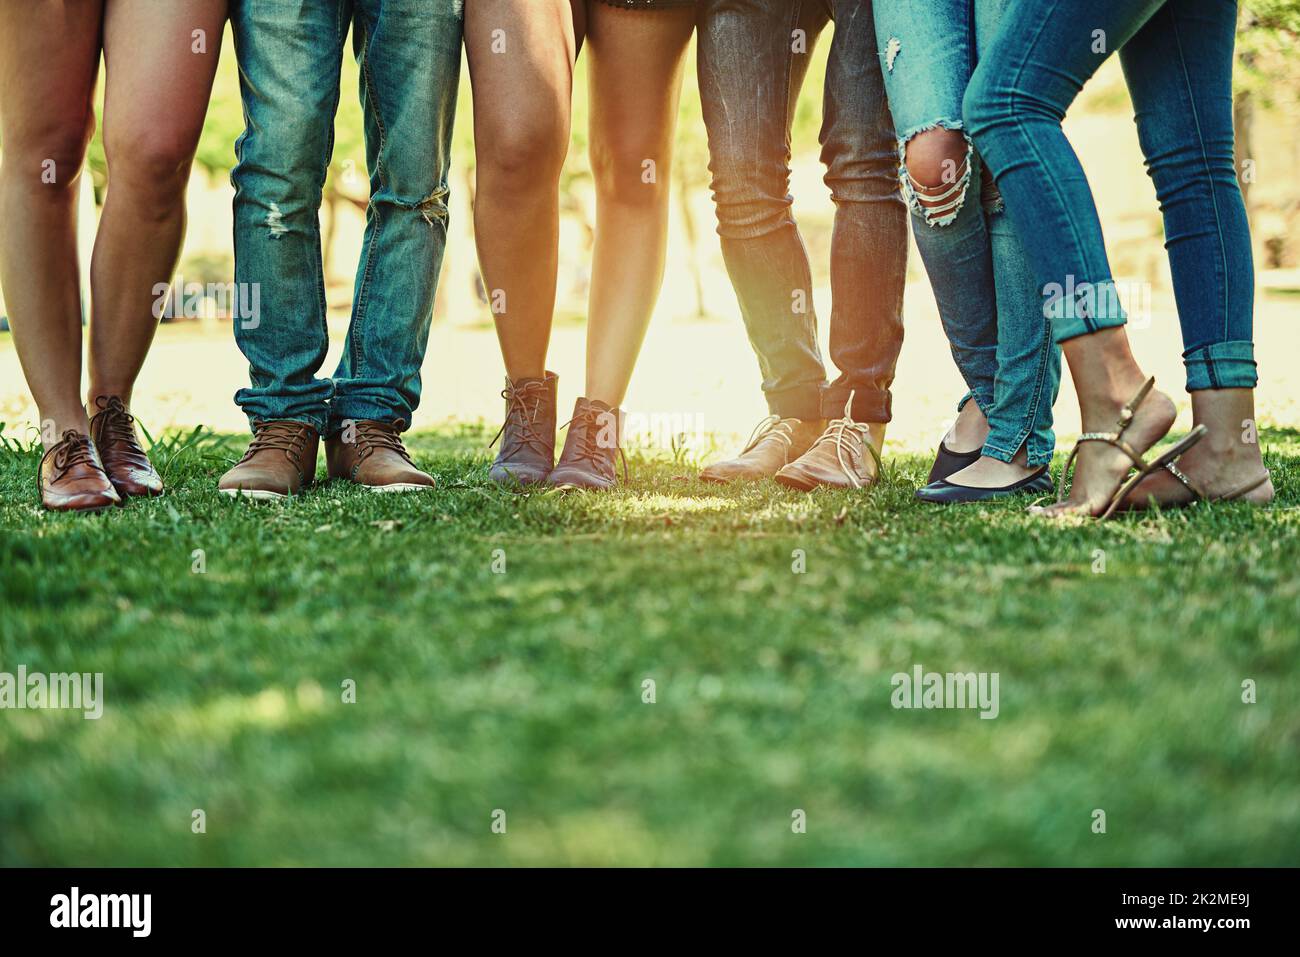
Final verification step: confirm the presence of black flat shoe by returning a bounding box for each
[927,440,982,484]
[915,465,1054,504]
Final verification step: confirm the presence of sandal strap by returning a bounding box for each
[1055,377,1158,506]
[1163,462,1207,500]
[1114,376,1155,435]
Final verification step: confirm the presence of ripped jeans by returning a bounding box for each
[229,0,463,435]
[874,0,1060,466]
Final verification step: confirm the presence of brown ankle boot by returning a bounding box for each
[775,410,882,491]
[548,398,626,490]
[39,430,121,513]
[89,396,163,498]
[700,415,825,483]
[326,419,434,492]
[219,420,319,500]
[488,372,557,487]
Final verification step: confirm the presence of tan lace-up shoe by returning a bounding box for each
[219,420,319,500]
[699,415,826,483]
[39,430,121,513]
[325,419,434,492]
[775,402,882,491]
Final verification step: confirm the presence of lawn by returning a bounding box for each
[1,424,1297,866]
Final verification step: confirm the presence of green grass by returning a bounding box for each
[1,424,1298,866]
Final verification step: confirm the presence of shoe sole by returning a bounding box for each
[366,483,434,494]
[219,488,288,501]
[774,471,820,492]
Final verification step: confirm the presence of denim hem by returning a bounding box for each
[1184,340,1257,391]
[982,436,1054,469]
[1048,278,1128,343]
[766,385,828,422]
[326,404,412,437]
[822,386,892,423]
[244,411,327,437]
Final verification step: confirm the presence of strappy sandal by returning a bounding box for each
[1156,463,1272,507]
[1054,377,1208,520]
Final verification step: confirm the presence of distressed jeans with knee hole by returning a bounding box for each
[964,0,1256,393]
[874,0,1061,467]
[229,0,463,436]
[697,0,908,424]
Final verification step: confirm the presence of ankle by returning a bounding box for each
[89,389,133,411]
[38,409,92,446]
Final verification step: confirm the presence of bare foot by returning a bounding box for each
[1030,387,1177,518]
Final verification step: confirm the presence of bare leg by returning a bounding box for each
[0,0,104,444]
[583,4,695,407]
[89,0,227,409]
[466,0,577,381]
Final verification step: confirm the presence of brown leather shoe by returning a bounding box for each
[219,420,319,500]
[39,430,121,513]
[775,407,882,491]
[89,396,163,498]
[699,415,825,483]
[325,419,434,493]
[548,398,626,490]
[488,372,558,487]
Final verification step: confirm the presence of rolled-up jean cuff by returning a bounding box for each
[1184,340,1258,391]
[1048,278,1127,343]
[766,383,827,422]
[822,386,891,423]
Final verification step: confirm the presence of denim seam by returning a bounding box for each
[1004,2,1104,334]
[353,14,390,380]
[1168,8,1231,347]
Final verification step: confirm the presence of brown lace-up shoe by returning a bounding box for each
[39,430,121,513]
[488,372,558,487]
[548,398,626,491]
[699,415,826,483]
[89,396,163,498]
[219,420,319,500]
[775,401,882,491]
[325,419,434,493]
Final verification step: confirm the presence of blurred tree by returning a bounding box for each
[1236,3,1300,264]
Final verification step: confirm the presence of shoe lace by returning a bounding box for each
[94,396,142,448]
[742,414,795,455]
[810,392,878,490]
[47,430,107,482]
[352,420,413,464]
[559,404,629,483]
[488,380,551,457]
[244,421,311,462]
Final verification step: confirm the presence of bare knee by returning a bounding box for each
[589,138,669,208]
[104,128,197,203]
[0,110,95,194]
[477,119,569,193]
[902,127,971,225]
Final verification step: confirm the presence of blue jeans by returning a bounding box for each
[874,0,1061,466]
[965,0,1255,392]
[229,0,464,436]
[697,0,908,423]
